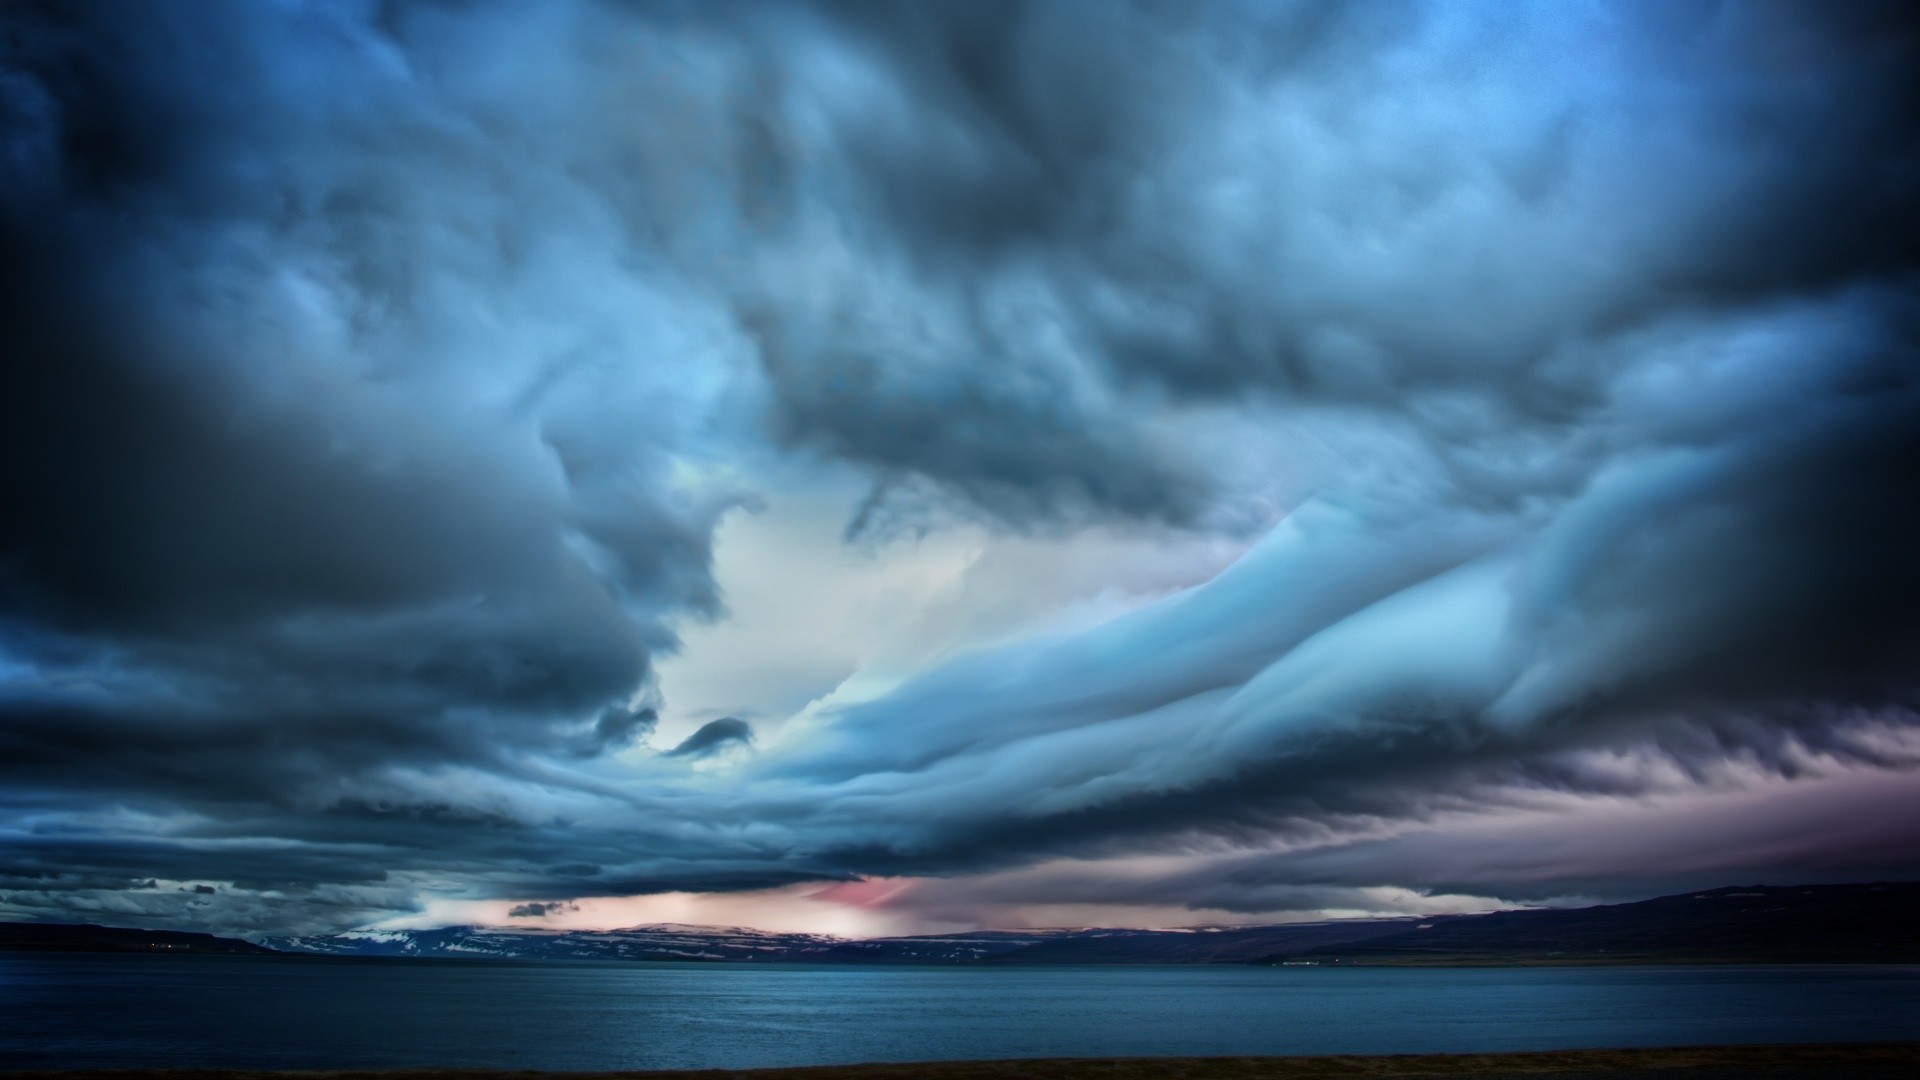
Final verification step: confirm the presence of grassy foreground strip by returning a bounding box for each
[9,1045,1920,1080]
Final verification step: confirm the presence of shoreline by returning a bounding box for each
[11,948,1920,968]
[7,1044,1919,1080]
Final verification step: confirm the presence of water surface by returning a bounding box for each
[2,955,1916,1070]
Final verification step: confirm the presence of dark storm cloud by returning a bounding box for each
[507,901,577,919]
[665,717,754,759]
[1102,767,1920,916]
[727,0,1920,881]
[838,765,1920,926]
[1,0,725,790]
[812,1,1920,408]
[2,0,1918,933]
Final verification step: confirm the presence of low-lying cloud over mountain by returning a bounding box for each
[2,0,1917,935]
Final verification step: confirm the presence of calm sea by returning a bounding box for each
[2,955,1916,1070]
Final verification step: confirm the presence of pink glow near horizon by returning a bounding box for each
[377,764,1920,938]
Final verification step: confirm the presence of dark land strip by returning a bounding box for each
[8,1043,1919,1080]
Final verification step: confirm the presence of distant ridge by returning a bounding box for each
[1251,882,1920,966]
[0,922,276,955]
[8,882,1917,965]
[266,922,847,963]
[260,881,1920,965]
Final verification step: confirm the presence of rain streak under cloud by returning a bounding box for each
[2,0,1918,936]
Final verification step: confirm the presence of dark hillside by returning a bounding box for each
[1260,883,1920,965]
[0,922,277,955]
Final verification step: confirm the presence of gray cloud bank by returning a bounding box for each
[2,0,1917,933]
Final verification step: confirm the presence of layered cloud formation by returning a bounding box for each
[2,0,1916,934]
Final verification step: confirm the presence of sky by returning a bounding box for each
[1,0,1917,938]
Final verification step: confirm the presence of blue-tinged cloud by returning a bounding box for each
[0,0,1915,933]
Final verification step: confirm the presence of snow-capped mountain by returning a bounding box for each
[263,920,1416,964]
[267,923,845,962]
[30,884,1918,967]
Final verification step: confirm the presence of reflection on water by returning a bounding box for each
[2,954,1917,1070]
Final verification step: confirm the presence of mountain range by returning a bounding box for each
[0,922,278,955]
[5,883,1915,965]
